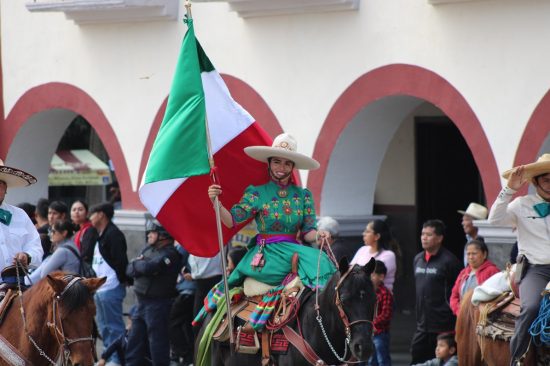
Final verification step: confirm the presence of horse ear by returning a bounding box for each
[46,274,66,295]
[338,256,350,275]
[363,257,376,275]
[82,277,107,293]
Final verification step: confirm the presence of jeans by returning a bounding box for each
[369,332,391,366]
[126,296,174,366]
[95,284,126,365]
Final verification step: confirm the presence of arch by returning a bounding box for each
[309,64,500,212]
[514,89,550,195]
[0,82,139,209]
[138,73,288,188]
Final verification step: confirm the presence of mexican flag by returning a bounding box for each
[139,18,270,257]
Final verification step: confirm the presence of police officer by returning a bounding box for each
[125,222,182,366]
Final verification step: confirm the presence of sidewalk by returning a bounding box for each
[390,310,416,366]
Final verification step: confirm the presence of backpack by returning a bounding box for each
[62,244,97,278]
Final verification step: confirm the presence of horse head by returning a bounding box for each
[327,256,377,362]
[46,272,106,366]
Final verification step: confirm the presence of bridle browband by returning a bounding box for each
[15,265,94,366]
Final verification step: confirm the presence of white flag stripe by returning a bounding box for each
[139,70,254,216]
[139,177,187,216]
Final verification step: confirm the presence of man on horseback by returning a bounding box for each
[0,159,42,279]
[488,153,550,366]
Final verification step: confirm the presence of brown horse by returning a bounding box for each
[456,289,537,366]
[0,271,105,366]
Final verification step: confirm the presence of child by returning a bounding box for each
[412,333,458,366]
[368,260,393,366]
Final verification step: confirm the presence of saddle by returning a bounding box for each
[0,264,28,326]
[212,253,303,363]
[477,291,520,341]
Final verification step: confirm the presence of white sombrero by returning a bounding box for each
[502,153,550,181]
[244,133,320,170]
[457,202,488,220]
[0,159,37,188]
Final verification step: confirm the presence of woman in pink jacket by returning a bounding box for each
[450,239,500,315]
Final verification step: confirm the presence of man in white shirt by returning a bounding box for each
[0,160,42,275]
[488,153,550,366]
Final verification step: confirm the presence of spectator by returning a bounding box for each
[367,260,393,366]
[125,223,182,366]
[70,200,98,264]
[27,220,80,285]
[17,202,36,225]
[411,219,462,364]
[412,333,458,366]
[317,216,358,262]
[487,154,550,364]
[457,202,488,266]
[185,253,222,326]
[35,198,50,259]
[90,202,131,366]
[48,201,68,229]
[97,306,152,366]
[351,220,397,291]
[449,239,500,315]
[0,160,43,272]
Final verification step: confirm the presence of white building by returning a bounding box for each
[1,0,545,305]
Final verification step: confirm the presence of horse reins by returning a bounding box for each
[311,237,374,364]
[15,265,93,365]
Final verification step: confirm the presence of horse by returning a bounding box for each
[0,271,106,366]
[455,289,538,366]
[198,257,377,366]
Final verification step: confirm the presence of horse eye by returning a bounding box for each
[359,290,366,299]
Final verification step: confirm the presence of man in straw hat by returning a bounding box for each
[0,160,42,268]
[457,202,488,266]
[488,153,550,365]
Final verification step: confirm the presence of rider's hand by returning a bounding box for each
[316,230,331,242]
[13,252,28,267]
[208,184,222,203]
[507,166,527,191]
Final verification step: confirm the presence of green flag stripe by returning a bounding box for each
[145,19,211,184]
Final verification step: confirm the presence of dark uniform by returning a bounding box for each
[125,233,182,366]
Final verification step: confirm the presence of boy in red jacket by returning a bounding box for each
[369,260,393,366]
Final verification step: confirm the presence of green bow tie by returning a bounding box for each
[533,202,550,218]
[0,209,12,226]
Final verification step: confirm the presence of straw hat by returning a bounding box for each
[502,153,550,180]
[457,202,488,220]
[244,133,320,170]
[0,159,37,188]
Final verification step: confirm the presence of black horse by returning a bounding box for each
[198,257,377,365]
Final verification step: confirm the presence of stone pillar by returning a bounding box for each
[475,220,516,270]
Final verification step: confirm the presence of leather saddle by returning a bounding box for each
[477,292,520,341]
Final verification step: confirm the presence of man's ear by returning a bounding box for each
[450,346,457,355]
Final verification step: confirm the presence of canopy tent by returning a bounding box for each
[49,149,112,186]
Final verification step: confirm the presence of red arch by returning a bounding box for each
[513,89,550,195]
[138,73,289,188]
[0,82,140,209]
[309,64,500,211]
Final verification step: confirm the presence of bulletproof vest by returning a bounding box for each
[133,245,180,299]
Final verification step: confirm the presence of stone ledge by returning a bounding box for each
[193,0,359,18]
[25,0,179,24]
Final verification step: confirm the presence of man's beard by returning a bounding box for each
[269,169,292,182]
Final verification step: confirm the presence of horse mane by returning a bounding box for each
[318,264,373,309]
[26,271,92,314]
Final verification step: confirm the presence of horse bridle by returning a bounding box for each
[49,276,95,364]
[15,266,94,366]
[314,238,375,363]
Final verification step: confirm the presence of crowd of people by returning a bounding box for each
[2,140,550,366]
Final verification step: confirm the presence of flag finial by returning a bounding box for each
[185,0,192,20]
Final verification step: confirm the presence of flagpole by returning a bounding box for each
[184,1,235,347]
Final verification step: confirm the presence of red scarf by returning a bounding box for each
[74,221,92,250]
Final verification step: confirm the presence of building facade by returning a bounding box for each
[2,0,548,306]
